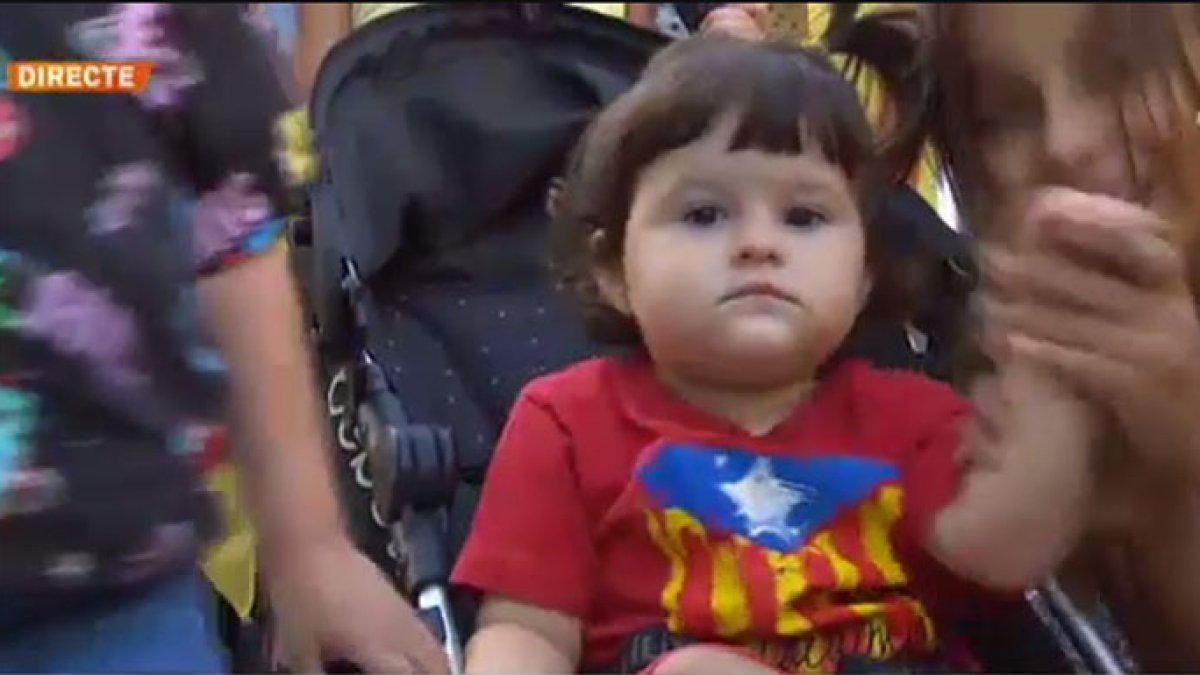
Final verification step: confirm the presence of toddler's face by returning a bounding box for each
[596,119,871,388]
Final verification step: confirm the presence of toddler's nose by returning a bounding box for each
[731,212,785,266]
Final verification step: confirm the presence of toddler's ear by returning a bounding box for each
[589,230,632,315]
[858,271,875,311]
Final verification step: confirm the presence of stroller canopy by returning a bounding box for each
[309,3,668,281]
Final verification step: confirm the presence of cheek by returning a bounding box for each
[798,227,865,276]
[621,231,712,316]
[791,229,869,311]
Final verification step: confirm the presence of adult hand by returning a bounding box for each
[981,187,1200,491]
[264,536,450,674]
[700,4,769,41]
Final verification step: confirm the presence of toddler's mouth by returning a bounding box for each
[721,282,799,305]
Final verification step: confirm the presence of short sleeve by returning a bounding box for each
[844,363,970,546]
[151,5,296,275]
[451,390,597,619]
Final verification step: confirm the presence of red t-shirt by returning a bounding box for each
[452,355,997,672]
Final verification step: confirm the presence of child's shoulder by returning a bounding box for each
[827,358,971,438]
[833,359,965,406]
[518,353,645,413]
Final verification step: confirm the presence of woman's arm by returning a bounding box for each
[295,3,353,98]
[166,7,446,670]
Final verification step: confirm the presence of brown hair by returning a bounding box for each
[551,35,888,346]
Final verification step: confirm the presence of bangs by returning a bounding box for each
[616,36,877,187]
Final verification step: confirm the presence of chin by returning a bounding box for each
[713,330,814,378]
[724,319,806,351]
[647,320,820,386]
[704,355,813,390]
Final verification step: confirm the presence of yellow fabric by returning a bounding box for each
[353,3,627,30]
[773,3,940,209]
[277,107,317,188]
[202,463,258,619]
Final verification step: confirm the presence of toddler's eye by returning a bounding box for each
[785,206,828,229]
[681,203,727,227]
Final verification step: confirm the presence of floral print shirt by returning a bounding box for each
[0,3,293,624]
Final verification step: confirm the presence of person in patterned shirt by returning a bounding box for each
[0,5,445,673]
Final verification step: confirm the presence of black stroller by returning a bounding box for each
[289,4,1134,673]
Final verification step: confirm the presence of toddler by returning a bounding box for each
[452,36,1096,674]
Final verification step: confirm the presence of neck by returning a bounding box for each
[656,367,817,437]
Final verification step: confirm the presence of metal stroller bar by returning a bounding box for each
[405,524,465,675]
[345,274,466,674]
[1041,579,1128,674]
[1025,586,1093,673]
[357,347,466,675]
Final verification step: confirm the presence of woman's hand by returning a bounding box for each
[981,187,1200,490]
[264,536,450,674]
[700,4,769,41]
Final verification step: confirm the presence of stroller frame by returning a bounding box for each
[293,4,1133,673]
